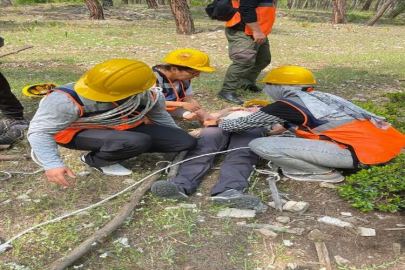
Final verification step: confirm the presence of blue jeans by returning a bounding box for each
[249,137,355,174]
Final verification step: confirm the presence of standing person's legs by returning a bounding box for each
[239,38,271,88]
[0,72,24,120]
[249,137,355,182]
[152,127,230,197]
[211,128,266,195]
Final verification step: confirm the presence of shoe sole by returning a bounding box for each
[151,181,189,201]
[210,194,260,209]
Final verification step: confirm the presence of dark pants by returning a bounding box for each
[0,72,24,119]
[61,124,197,167]
[171,127,266,196]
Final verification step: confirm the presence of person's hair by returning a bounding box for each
[155,64,194,72]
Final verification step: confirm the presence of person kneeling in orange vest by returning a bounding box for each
[219,66,405,182]
[28,59,197,187]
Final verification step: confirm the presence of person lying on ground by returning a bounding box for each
[151,102,269,209]
[219,66,405,183]
[28,59,197,187]
[153,48,243,124]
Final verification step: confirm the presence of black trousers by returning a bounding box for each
[0,72,24,119]
[61,124,197,167]
[171,127,266,196]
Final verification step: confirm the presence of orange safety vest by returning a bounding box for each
[280,99,405,165]
[226,0,276,36]
[51,84,155,144]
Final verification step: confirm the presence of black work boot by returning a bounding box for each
[209,189,261,209]
[0,129,25,146]
[217,91,244,105]
[151,180,189,201]
[241,84,262,93]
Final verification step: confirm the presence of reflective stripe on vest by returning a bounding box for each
[153,67,190,111]
[226,0,276,36]
[279,99,405,165]
[51,83,153,144]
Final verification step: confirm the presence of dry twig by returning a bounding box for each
[0,46,33,58]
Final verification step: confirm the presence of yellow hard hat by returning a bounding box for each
[22,83,58,97]
[243,99,270,107]
[75,59,156,102]
[261,66,317,85]
[163,48,216,72]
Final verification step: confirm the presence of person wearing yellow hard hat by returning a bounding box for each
[153,48,243,124]
[219,66,405,182]
[28,59,197,187]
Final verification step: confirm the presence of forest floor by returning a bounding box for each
[0,3,404,270]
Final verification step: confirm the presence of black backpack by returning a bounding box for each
[205,0,238,22]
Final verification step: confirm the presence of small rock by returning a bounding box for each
[276,216,291,224]
[25,189,33,195]
[236,221,246,226]
[282,201,309,214]
[0,199,11,205]
[286,228,305,235]
[334,255,350,265]
[17,194,30,200]
[116,237,130,247]
[317,216,354,228]
[356,227,376,237]
[286,263,297,269]
[283,240,293,247]
[340,212,352,217]
[77,171,90,176]
[82,223,94,228]
[393,243,401,257]
[374,213,389,220]
[217,208,256,218]
[122,178,135,185]
[253,202,268,212]
[99,252,108,258]
[319,182,338,189]
[307,229,333,241]
[268,199,287,209]
[396,224,405,227]
[165,203,197,210]
[196,192,203,196]
[196,216,205,223]
[254,228,278,239]
[77,211,90,216]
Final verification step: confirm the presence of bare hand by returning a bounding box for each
[45,167,76,187]
[252,31,266,44]
[182,100,201,112]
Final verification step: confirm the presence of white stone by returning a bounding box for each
[319,182,338,189]
[283,240,293,247]
[77,171,90,176]
[334,255,350,265]
[340,212,353,217]
[217,208,256,218]
[276,216,291,224]
[122,178,135,185]
[268,199,287,209]
[317,216,354,228]
[283,201,309,214]
[356,227,376,237]
[99,252,108,258]
[165,203,197,210]
[116,237,130,247]
[254,228,278,239]
[17,194,30,200]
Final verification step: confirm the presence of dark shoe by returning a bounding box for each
[217,92,244,105]
[241,84,262,93]
[0,118,29,134]
[0,129,25,146]
[209,189,260,209]
[151,180,189,201]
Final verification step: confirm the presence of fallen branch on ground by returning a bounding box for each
[0,46,34,58]
[0,155,29,161]
[48,152,178,270]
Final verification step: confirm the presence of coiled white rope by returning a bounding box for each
[0,149,44,181]
[0,146,249,253]
[70,88,161,128]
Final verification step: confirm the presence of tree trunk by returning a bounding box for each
[85,0,104,20]
[388,0,405,18]
[146,0,158,9]
[350,0,358,9]
[362,0,374,11]
[103,0,113,7]
[0,0,12,6]
[366,0,394,25]
[121,0,128,4]
[287,0,293,9]
[168,0,195,35]
[373,0,381,11]
[157,0,165,4]
[332,0,346,23]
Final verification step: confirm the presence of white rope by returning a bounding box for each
[0,149,44,182]
[0,146,249,253]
